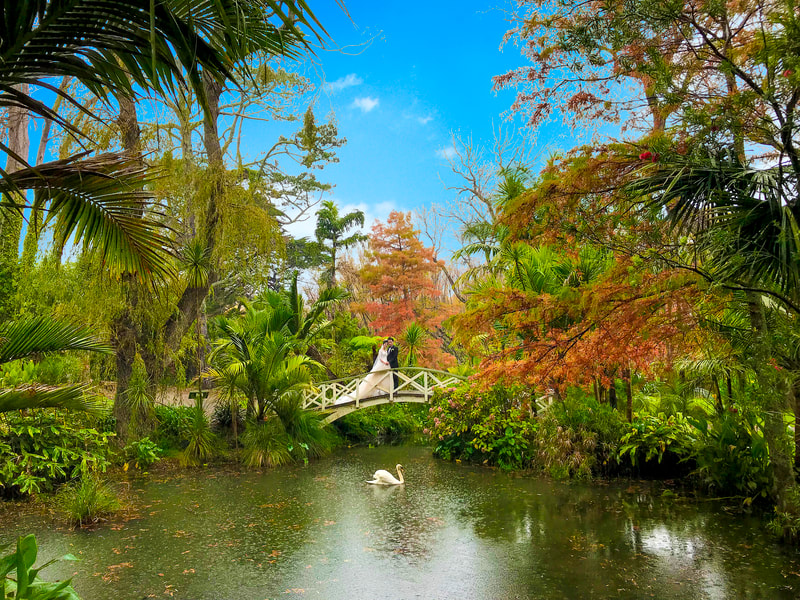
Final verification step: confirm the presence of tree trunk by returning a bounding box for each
[624,368,633,422]
[111,91,146,442]
[112,72,227,439]
[0,83,30,318]
[608,383,618,410]
[746,291,800,515]
[713,377,723,415]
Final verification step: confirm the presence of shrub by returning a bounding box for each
[687,410,772,500]
[211,401,244,434]
[153,404,194,449]
[544,396,627,476]
[121,437,161,469]
[618,413,694,476]
[179,406,218,467]
[0,411,113,498]
[530,414,597,480]
[427,384,538,470]
[1,534,81,599]
[282,409,336,462]
[241,418,292,468]
[57,476,120,527]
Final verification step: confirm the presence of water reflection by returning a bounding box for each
[1,445,799,599]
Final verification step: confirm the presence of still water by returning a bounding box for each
[2,445,800,599]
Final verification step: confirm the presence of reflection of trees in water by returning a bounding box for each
[365,483,436,562]
[460,478,792,598]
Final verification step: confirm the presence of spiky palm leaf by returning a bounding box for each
[401,322,427,367]
[0,0,321,143]
[179,237,212,288]
[0,316,111,413]
[626,149,800,295]
[0,315,111,364]
[0,384,104,413]
[2,153,174,278]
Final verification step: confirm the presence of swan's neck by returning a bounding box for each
[396,468,404,483]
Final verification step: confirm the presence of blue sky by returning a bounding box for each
[265,0,531,242]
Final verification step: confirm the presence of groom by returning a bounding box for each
[386,337,399,390]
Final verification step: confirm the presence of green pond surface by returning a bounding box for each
[2,445,800,600]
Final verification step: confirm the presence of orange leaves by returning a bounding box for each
[455,249,702,394]
[358,211,446,352]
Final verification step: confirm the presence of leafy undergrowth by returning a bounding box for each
[333,403,426,443]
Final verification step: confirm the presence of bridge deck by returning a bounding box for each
[302,367,465,423]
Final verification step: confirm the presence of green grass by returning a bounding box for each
[57,477,120,527]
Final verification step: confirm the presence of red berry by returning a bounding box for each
[784,69,794,77]
[651,154,659,163]
[639,151,653,161]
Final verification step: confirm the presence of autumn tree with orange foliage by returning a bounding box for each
[452,0,800,526]
[357,211,456,368]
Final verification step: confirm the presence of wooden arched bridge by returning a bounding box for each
[302,367,466,423]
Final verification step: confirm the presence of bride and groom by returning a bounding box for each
[336,337,399,405]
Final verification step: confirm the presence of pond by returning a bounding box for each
[2,445,800,599]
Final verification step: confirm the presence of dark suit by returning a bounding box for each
[386,345,399,390]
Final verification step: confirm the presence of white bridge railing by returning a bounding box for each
[302,367,465,421]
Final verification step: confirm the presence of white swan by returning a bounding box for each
[366,464,405,485]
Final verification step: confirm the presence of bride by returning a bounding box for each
[335,339,392,405]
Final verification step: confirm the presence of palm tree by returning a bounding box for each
[314,200,368,287]
[626,146,800,513]
[255,272,349,377]
[207,309,317,421]
[400,322,427,367]
[208,290,345,465]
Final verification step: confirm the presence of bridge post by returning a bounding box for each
[424,370,429,403]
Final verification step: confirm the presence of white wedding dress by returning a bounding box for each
[335,347,392,405]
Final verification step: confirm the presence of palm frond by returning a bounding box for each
[0,316,111,364]
[626,148,800,293]
[0,0,322,131]
[2,153,174,279]
[0,384,104,413]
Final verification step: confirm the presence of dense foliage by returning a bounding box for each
[0,412,113,498]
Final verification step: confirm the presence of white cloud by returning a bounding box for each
[282,214,317,240]
[324,73,363,93]
[352,96,380,112]
[417,115,433,125]
[436,145,457,160]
